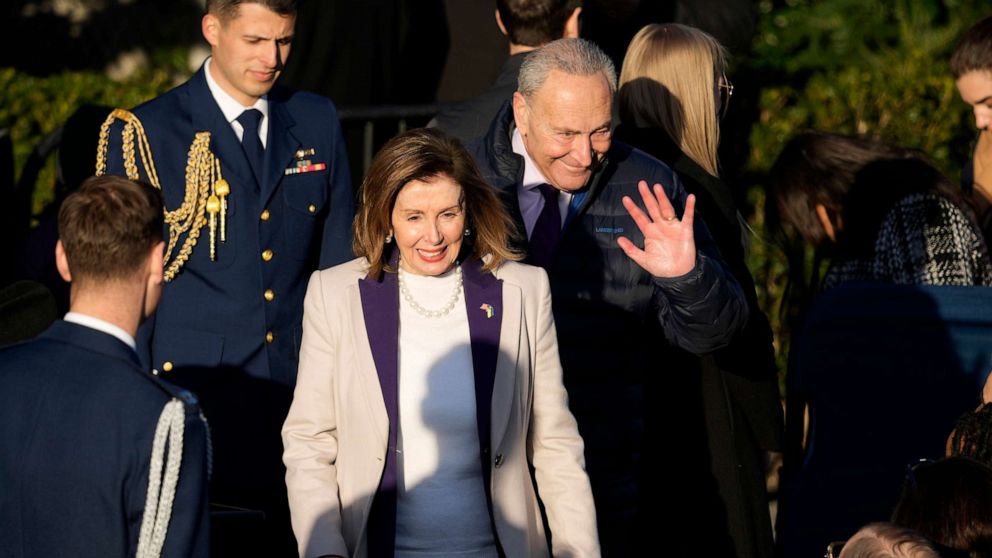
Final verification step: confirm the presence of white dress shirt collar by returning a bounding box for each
[203,57,270,147]
[512,128,551,192]
[64,312,136,351]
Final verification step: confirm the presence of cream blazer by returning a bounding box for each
[283,258,600,558]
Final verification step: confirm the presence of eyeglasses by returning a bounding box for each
[718,75,734,118]
[825,540,845,558]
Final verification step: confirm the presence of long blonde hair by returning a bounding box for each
[618,23,728,177]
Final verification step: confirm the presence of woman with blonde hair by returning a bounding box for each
[615,23,782,558]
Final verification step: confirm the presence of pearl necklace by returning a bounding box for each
[398,266,463,318]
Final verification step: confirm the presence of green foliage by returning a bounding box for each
[743,0,991,389]
[0,67,179,214]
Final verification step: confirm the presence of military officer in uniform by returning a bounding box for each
[102,0,354,385]
[0,175,210,558]
[99,0,354,553]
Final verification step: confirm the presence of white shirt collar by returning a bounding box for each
[64,312,136,351]
[204,57,269,145]
[512,128,553,191]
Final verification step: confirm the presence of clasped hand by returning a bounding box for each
[617,180,697,278]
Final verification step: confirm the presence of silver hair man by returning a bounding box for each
[517,38,617,98]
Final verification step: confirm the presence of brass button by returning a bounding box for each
[264,289,275,302]
[162,361,174,372]
[261,249,274,261]
[260,209,270,221]
[265,331,274,343]
[307,203,316,214]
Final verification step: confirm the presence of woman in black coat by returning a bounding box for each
[614,23,782,558]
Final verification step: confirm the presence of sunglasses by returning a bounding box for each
[718,75,734,118]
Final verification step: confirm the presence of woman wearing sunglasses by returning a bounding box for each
[613,23,782,558]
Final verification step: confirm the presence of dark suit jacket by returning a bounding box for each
[470,104,749,557]
[429,53,526,144]
[0,320,210,558]
[106,65,355,386]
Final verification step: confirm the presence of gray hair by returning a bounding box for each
[839,523,939,558]
[517,38,617,98]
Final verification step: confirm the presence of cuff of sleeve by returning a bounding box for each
[651,254,708,295]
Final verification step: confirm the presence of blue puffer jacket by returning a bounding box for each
[469,102,748,554]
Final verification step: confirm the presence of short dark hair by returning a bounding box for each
[353,128,521,279]
[951,15,992,79]
[205,0,297,21]
[892,457,992,555]
[58,175,164,281]
[497,0,582,47]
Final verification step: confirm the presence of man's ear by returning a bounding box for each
[563,7,581,38]
[814,203,838,242]
[202,13,221,47]
[495,8,508,37]
[55,240,72,283]
[512,91,529,136]
[147,241,165,287]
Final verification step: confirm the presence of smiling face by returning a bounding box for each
[956,70,992,131]
[391,175,466,276]
[513,69,614,192]
[202,3,295,107]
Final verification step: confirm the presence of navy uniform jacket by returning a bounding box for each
[0,320,210,558]
[106,66,355,386]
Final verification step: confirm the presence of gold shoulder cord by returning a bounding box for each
[96,109,230,281]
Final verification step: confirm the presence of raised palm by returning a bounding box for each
[617,180,697,278]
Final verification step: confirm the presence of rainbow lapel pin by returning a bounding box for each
[479,303,495,318]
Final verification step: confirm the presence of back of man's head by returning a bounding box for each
[839,523,939,558]
[951,15,992,78]
[517,37,616,98]
[58,175,163,284]
[205,0,297,21]
[497,0,582,47]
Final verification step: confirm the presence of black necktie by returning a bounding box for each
[527,183,561,269]
[237,109,264,183]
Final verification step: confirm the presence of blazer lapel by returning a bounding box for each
[490,277,521,451]
[461,260,503,462]
[260,98,300,207]
[357,267,400,558]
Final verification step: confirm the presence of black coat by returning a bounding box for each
[615,124,783,558]
[430,53,526,145]
[470,104,749,556]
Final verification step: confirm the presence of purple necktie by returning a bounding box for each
[527,183,561,269]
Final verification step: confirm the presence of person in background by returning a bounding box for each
[951,14,992,248]
[283,128,599,558]
[615,22,781,558]
[469,37,747,556]
[0,175,210,558]
[769,130,992,291]
[835,523,940,558]
[891,457,992,556]
[429,0,582,143]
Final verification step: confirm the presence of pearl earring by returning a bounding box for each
[385,233,393,244]
[464,228,471,237]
